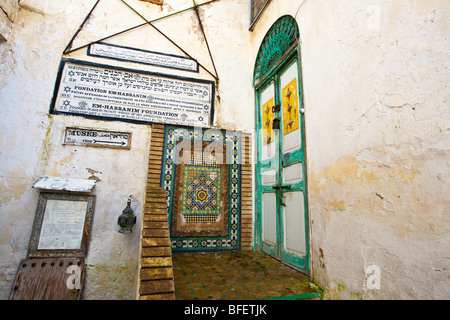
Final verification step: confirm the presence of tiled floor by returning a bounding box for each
[172,250,322,300]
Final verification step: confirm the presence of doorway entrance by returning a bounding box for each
[254,16,310,274]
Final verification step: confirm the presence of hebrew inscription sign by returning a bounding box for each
[63,127,132,149]
[50,59,215,127]
[88,42,199,72]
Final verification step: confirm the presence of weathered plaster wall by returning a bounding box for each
[3,0,447,301]
[251,0,449,299]
[0,0,253,299]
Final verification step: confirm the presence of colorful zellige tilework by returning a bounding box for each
[182,167,222,223]
[162,126,241,252]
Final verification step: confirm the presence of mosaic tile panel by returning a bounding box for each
[182,166,222,223]
[171,156,230,238]
[162,126,241,252]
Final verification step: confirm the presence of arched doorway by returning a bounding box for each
[253,15,310,274]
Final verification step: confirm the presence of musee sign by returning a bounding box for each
[63,127,132,149]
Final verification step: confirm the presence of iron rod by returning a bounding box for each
[64,0,218,56]
[64,23,147,55]
[193,1,219,79]
[63,0,101,54]
[120,0,218,80]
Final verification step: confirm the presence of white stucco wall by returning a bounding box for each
[0,0,253,299]
[1,0,448,300]
[250,0,449,299]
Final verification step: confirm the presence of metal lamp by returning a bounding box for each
[118,196,136,234]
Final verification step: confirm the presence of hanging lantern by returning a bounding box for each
[118,196,136,234]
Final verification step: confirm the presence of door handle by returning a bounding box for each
[272,185,291,190]
[273,184,291,206]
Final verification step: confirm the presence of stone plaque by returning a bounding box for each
[33,176,96,193]
[28,193,96,257]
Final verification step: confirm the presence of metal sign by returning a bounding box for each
[88,42,199,73]
[63,127,132,149]
[50,59,215,127]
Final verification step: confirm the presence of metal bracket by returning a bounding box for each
[273,184,291,206]
[272,185,291,190]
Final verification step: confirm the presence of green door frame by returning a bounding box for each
[254,45,310,275]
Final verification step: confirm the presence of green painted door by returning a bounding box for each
[255,54,309,274]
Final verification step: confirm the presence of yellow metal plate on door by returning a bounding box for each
[282,78,299,135]
[262,97,274,145]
